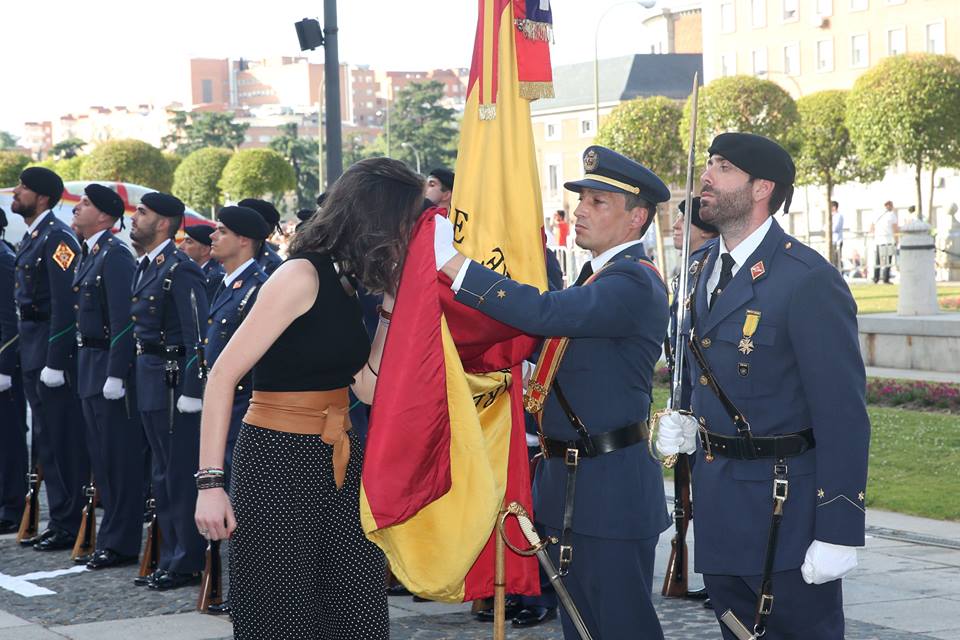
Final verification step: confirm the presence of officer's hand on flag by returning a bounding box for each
[434,214,458,270]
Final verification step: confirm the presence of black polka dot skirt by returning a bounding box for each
[229,423,389,639]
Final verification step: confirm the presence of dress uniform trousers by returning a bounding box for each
[0,371,27,522]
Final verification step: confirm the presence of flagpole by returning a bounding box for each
[493,500,507,640]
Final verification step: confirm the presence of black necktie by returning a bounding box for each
[81,243,89,260]
[573,262,594,287]
[135,257,149,285]
[710,253,736,311]
[212,280,226,304]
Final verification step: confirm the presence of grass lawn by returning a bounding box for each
[850,282,960,314]
[651,387,960,521]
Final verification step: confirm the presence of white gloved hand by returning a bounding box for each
[801,540,859,585]
[521,360,535,392]
[656,411,699,455]
[434,214,458,270]
[40,367,66,388]
[102,376,125,400]
[0,373,11,393]
[176,395,203,414]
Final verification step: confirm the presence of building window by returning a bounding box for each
[783,43,800,75]
[751,0,765,28]
[545,121,560,141]
[850,33,869,67]
[887,27,906,55]
[817,38,834,72]
[849,0,868,9]
[927,22,946,54]
[547,164,560,193]
[782,0,798,22]
[720,1,735,33]
[816,0,832,16]
[201,79,213,104]
[752,48,769,76]
[580,118,595,137]
[720,52,737,77]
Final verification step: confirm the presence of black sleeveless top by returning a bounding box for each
[252,252,370,392]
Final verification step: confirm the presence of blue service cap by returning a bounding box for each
[564,145,671,204]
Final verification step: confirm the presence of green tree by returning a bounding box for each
[163,110,250,156]
[0,151,31,187]
[0,131,18,150]
[388,80,458,172]
[596,96,685,186]
[269,123,319,209]
[80,139,173,191]
[51,138,86,159]
[218,148,295,203]
[847,53,960,219]
[55,156,85,181]
[794,90,885,262]
[680,75,799,176]
[172,147,234,216]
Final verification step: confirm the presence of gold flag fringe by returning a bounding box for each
[515,19,554,43]
[479,104,498,121]
[519,81,555,101]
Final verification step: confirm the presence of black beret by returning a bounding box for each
[238,198,281,230]
[565,145,671,203]
[184,224,215,246]
[429,168,455,191]
[141,192,185,217]
[0,207,7,230]
[20,167,64,204]
[84,184,125,219]
[218,206,271,240]
[296,208,316,222]
[678,197,718,235]
[707,133,795,186]
[316,192,327,207]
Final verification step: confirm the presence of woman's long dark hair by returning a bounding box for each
[288,157,425,293]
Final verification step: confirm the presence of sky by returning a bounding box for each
[0,0,679,136]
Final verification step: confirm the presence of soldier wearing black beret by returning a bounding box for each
[237,199,283,276]
[425,168,454,210]
[182,225,222,301]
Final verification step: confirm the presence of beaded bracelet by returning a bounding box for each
[194,467,225,478]
[196,475,226,491]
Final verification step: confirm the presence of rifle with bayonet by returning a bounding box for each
[71,478,98,560]
[138,492,160,578]
[17,422,42,544]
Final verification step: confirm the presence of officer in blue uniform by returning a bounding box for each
[238,198,283,275]
[70,184,146,569]
[437,146,673,640]
[0,207,27,535]
[657,133,870,640]
[129,191,209,590]
[204,206,270,482]
[11,167,90,551]
[182,224,223,302]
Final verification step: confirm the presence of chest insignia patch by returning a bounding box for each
[52,242,76,271]
[232,280,243,289]
[750,261,765,281]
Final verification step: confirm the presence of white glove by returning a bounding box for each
[656,411,699,455]
[102,376,125,400]
[0,373,11,393]
[434,214,458,270]
[801,540,859,585]
[177,395,203,414]
[40,367,66,388]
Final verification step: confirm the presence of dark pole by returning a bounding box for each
[323,0,343,185]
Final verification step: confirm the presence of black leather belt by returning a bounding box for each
[542,421,649,459]
[699,428,815,461]
[19,306,49,322]
[135,340,185,358]
[77,335,110,350]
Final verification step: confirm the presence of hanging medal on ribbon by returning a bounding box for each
[738,310,761,355]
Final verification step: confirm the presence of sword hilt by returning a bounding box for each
[498,501,555,557]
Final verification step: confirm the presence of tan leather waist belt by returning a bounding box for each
[243,388,352,488]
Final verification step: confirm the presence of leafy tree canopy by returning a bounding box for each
[163,110,250,156]
[80,139,173,191]
[269,123,319,209]
[596,96,685,186]
[218,148,295,202]
[0,151,32,188]
[172,147,234,215]
[388,80,459,173]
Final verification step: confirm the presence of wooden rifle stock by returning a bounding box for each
[17,465,42,543]
[139,497,161,577]
[197,540,223,612]
[661,453,693,597]
[71,482,98,560]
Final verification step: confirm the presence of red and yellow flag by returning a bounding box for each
[360,0,553,602]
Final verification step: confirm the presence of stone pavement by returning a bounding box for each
[2,484,959,639]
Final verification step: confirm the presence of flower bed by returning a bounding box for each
[867,378,960,413]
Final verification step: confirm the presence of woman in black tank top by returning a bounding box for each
[195,158,425,639]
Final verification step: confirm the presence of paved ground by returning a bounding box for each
[2,483,959,639]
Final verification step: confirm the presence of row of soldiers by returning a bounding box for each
[0,165,289,597]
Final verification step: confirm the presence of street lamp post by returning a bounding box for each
[376,103,391,157]
[594,1,657,130]
[401,142,421,174]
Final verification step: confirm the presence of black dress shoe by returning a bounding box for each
[206,601,231,616]
[87,549,138,570]
[74,552,95,565]
[33,530,76,551]
[687,587,710,600]
[149,571,201,591]
[512,606,556,627]
[20,528,54,547]
[134,569,166,587]
[475,600,523,622]
[387,584,411,596]
[703,598,714,610]
[0,519,18,535]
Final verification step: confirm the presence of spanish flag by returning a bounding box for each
[359,0,554,602]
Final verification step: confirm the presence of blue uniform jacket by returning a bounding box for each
[680,219,870,576]
[0,242,18,376]
[258,243,282,276]
[456,244,672,540]
[201,260,225,303]
[131,242,209,412]
[14,213,80,372]
[73,232,137,399]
